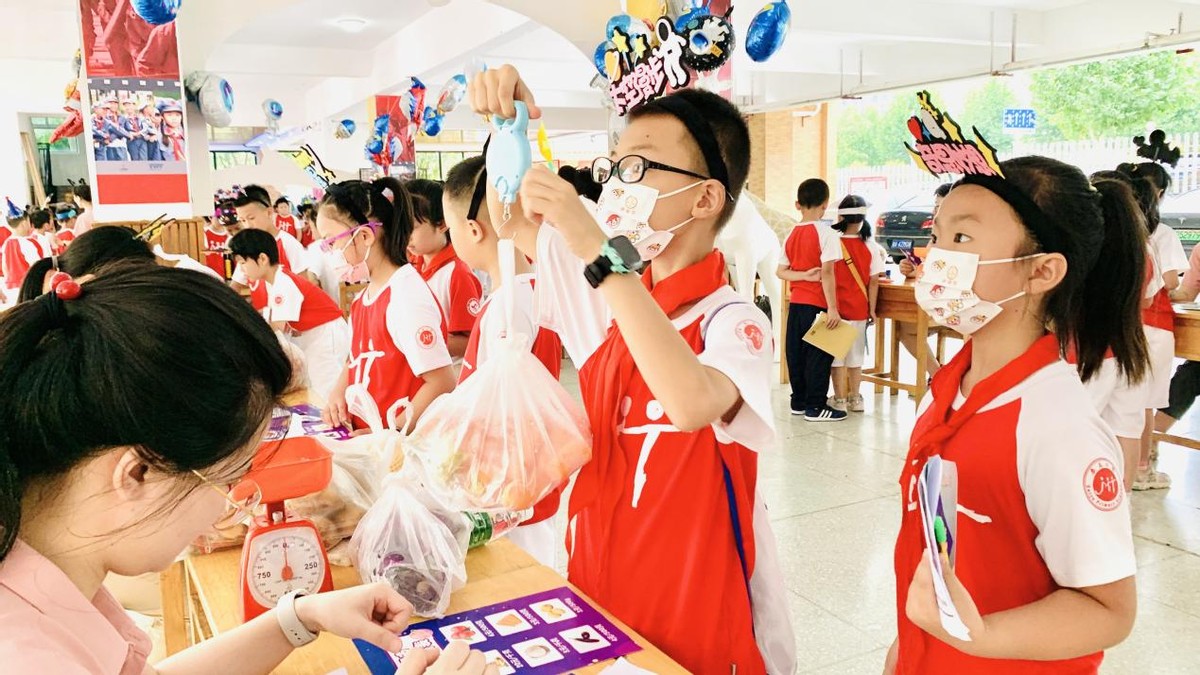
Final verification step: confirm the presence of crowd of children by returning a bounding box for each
[0,61,1177,675]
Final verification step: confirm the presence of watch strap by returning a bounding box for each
[276,589,319,647]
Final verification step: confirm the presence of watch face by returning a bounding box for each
[609,236,644,271]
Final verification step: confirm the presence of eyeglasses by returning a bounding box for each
[591,155,711,186]
[193,470,261,530]
[317,221,379,253]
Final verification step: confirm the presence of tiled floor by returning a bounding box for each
[557,358,1200,674]
[761,384,1200,674]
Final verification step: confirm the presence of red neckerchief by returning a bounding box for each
[903,333,1061,486]
[568,250,729,548]
[419,243,458,282]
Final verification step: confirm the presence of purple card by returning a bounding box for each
[354,587,641,674]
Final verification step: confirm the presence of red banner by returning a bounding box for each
[79,0,190,206]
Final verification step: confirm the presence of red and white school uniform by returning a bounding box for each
[346,264,451,430]
[233,230,310,311]
[1143,226,1188,409]
[895,335,1136,674]
[832,234,884,368]
[459,273,564,566]
[2,235,46,296]
[203,225,230,279]
[535,226,795,675]
[265,268,350,403]
[276,214,299,239]
[55,228,76,254]
[419,244,484,337]
[783,221,840,308]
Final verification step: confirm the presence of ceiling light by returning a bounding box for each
[334,17,369,33]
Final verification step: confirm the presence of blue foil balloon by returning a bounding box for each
[366,115,389,155]
[746,1,792,63]
[593,41,611,78]
[606,14,633,40]
[132,0,182,25]
[423,112,443,137]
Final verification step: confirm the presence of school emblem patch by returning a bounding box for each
[1083,457,1123,512]
[417,326,437,349]
[736,320,766,353]
[467,298,481,316]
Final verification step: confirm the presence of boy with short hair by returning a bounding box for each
[229,228,349,401]
[274,196,299,239]
[54,204,78,253]
[29,209,57,260]
[230,184,313,308]
[778,178,846,421]
[470,66,794,675]
[443,154,565,566]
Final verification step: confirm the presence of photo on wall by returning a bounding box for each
[86,77,190,204]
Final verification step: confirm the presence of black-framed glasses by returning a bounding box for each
[591,155,711,186]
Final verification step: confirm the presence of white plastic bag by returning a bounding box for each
[404,240,591,512]
[350,474,466,618]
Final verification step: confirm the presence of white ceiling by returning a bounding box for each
[225,0,432,50]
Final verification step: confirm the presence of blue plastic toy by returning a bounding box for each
[485,101,532,208]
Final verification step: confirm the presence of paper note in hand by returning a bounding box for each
[802,312,860,359]
[916,456,970,641]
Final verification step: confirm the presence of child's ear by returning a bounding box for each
[690,181,726,221]
[467,219,488,244]
[1028,252,1068,296]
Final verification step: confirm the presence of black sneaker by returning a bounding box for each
[804,405,848,422]
[790,406,806,416]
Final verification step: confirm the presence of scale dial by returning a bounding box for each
[245,526,328,608]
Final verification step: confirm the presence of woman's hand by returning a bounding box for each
[401,641,500,675]
[519,165,606,261]
[904,550,986,654]
[294,582,414,653]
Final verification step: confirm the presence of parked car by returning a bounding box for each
[874,194,934,262]
[1160,192,1200,258]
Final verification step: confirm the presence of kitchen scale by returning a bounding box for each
[238,433,336,621]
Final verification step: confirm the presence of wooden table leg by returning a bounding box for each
[161,559,189,656]
[779,300,791,385]
[915,311,930,402]
[873,318,886,394]
[889,319,902,397]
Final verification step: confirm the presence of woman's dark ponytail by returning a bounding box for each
[0,263,292,561]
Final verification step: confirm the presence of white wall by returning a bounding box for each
[0,58,76,203]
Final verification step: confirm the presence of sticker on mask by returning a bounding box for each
[598,182,659,223]
[919,248,982,290]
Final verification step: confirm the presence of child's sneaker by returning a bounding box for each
[805,405,848,422]
[848,395,865,412]
[1133,469,1171,491]
[827,396,847,412]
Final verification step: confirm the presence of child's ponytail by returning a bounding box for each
[1002,156,1149,384]
[370,176,415,266]
[1085,178,1150,383]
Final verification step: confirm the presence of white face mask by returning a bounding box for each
[327,237,372,284]
[914,247,1043,336]
[595,180,702,261]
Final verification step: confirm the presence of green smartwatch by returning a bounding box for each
[585,236,643,288]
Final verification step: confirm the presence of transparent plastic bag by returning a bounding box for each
[404,241,592,513]
[350,474,467,617]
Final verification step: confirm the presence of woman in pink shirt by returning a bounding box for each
[0,264,488,675]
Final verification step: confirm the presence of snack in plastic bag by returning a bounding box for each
[404,241,592,512]
[350,475,467,617]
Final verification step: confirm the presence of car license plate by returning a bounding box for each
[892,239,913,249]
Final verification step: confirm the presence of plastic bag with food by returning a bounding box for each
[403,241,591,513]
[350,474,467,617]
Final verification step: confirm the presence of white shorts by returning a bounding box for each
[1084,359,1148,439]
[833,320,868,369]
[291,318,351,405]
[1145,326,1176,411]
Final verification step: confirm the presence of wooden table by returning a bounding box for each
[862,282,933,402]
[160,540,685,674]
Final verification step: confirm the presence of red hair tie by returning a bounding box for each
[50,272,82,300]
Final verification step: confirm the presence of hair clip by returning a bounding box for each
[380,187,395,203]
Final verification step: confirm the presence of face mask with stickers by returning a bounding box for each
[914,247,1043,336]
[595,180,703,261]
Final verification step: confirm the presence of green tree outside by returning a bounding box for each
[961,79,1017,153]
[1029,51,1200,141]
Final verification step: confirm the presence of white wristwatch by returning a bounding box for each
[276,589,319,647]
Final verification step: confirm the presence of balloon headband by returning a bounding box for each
[644,94,732,200]
[837,206,870,216]
[56,209,77,220]
[136,214,174,243]
[903,90,1065,255]
[1133,130,1181,168]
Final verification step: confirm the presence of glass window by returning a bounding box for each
[211,151,258,170]
[30,116,78,154]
